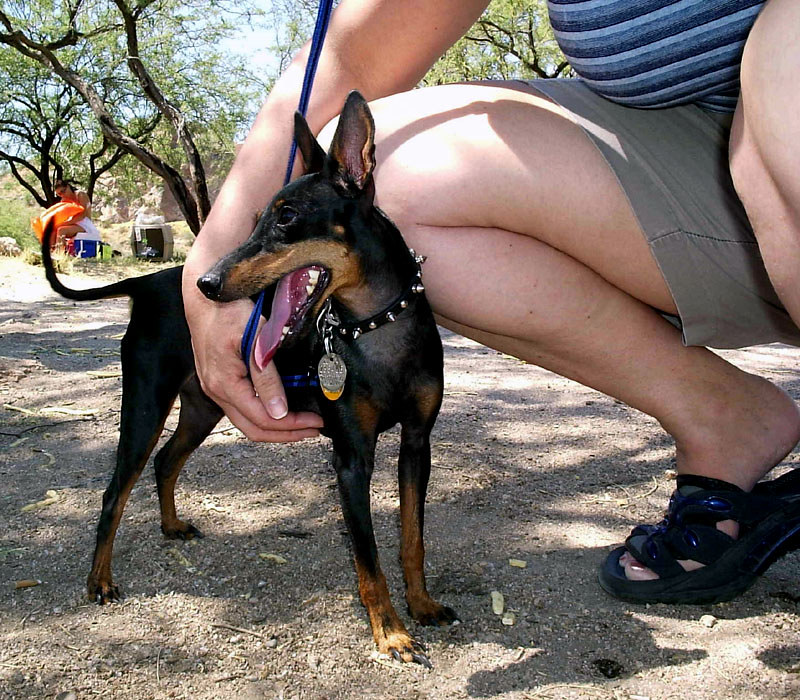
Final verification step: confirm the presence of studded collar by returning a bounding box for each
[316,249,427,342]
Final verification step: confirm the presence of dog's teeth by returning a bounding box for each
[308,269,320,283]
[281,326,290,339]
[306,284,315,296]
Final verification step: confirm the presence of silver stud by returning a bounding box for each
[368,321,377,329]
[400,300,408,309]
[352,328,362,339]
[386,312,396,322]
[408,248,416,258]
[412,283,425,294]
[415,254,427,264]
[340,328,347,335]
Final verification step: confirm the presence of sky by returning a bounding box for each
[221,26,281,78]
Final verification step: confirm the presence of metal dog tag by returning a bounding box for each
[318,352,347,401]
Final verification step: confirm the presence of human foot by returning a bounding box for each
[598,472,800,603]
[626,374,800,581]
[620,519,738,581]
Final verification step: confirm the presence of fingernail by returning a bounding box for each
[267,397,288,420]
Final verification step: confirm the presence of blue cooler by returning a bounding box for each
[74,240,99,258]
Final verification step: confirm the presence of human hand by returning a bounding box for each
[182,261,324,442]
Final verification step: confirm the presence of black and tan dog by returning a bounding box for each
[42,91,456,666]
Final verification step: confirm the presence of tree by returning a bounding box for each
[0,45,158,207]
[424,0,571,85]
[0,0,261,233]
[263,1,570,88]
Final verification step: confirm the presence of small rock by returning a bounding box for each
[0,237,22,257]
[508,559,527,568]
[490,591,504,615]
[259,553,288,564]
[700,614,718,628]
[501,612,516,626]
[55,693,77,700]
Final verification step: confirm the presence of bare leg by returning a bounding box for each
[57,224,85,238]
[56,224,85,251]
[318,82,800,580]
[730,0,800,325]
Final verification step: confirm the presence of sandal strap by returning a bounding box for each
[624,474,794,579]
[674,474,796,527]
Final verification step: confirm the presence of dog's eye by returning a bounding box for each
[276,206,298,227]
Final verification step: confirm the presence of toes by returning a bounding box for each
[185,524,204,539]
[382,632,433,668]
[409,602,459,626]
[411,650,433,669]
[161,522,203,540]
[88,582,122,605]
[623,557,660,582]
[438,605,459,625]
[389,643,431,668]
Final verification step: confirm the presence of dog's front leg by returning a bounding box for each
[331,435,430,667]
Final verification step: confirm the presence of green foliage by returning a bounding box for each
[0,199,39,250]
[425,0,571,85]
[0,0,265,207]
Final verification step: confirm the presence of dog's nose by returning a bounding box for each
[197,272,223,300]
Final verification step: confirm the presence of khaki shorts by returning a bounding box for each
[525,78,800,349]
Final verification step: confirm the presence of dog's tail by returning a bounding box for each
[41,218,136,301]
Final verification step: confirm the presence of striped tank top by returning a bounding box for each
[547,0,766,112]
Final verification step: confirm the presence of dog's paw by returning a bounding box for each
[87,578,122,605]
[161,521,204,540]
[379,631,432,668]
[408,597,460,627]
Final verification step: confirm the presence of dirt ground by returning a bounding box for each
[1,254,800,700]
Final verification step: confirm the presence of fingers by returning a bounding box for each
[222,402,324,443]
[205,353,323,442]
[183,280,323,443]
[251,358,291,420]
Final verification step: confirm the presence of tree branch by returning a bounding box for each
[0,12,202,233]
[113,0,211,225]
[0,151,48,206]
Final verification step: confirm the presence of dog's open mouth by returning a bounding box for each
[253,266,329,371]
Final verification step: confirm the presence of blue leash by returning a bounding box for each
[240,0,335,375]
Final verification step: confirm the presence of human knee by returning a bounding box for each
[731,0,800,217]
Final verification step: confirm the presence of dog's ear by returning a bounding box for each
[326,91,376,194]
[294,112,326,174]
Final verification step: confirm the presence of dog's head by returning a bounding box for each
[198,91,385,369]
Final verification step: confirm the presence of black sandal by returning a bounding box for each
[598,470,800,604]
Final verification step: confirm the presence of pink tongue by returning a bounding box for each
[253,268,314,371]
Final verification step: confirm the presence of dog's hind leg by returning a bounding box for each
[398,416,458,628]
[154,374,223,539]
[87,345,187,604]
